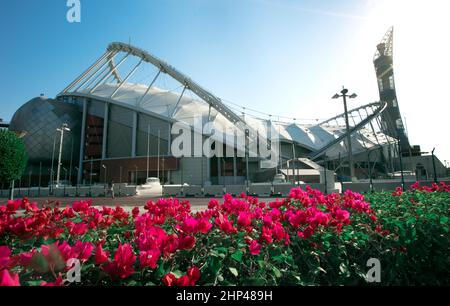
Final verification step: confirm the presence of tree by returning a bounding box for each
[0,130,28,198]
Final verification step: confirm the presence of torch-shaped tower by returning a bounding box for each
[374,27,410,153]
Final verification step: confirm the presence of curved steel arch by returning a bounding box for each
[60,42,245,127]
[308,101,387,160]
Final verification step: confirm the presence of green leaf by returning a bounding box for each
[272,266,282,278]
[27,280,44,286]
[207,256,222,275]
[229,267,238,277]
[257,260,265,268]
[315,267,327,275]
[231,250,243,262]
[215,247,228,254]
[339,263,350,277]
[172,270,184,278]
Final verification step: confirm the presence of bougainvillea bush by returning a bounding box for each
[0,182,449,286]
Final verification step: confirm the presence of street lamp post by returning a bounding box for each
[134,165,138,194]
[245,129,250,195]
[74,167,79,196]
[431,148,438,184]
[119,166,123,196]
[50,132,57,195]
[38,162,42,197]
[28,170,32,197]
[367,150,376,193]
[396,120,405,191]
[323,155,328,195]
[102,164,107,193]
[338,152,344,193]
[89,158,93,197]
[332,88,357,181]
[63,168,68,196]
[56,123,71,188]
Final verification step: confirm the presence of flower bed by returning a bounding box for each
[0,182,449,286]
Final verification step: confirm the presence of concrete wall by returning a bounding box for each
[0,184,137,199]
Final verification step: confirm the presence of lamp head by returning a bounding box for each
[332,94,340,99]
[349,93,358,99]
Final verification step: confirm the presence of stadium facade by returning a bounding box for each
[8,28,447,187]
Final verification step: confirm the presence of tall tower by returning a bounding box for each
[373,27,410,153]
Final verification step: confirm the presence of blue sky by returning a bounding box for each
[1,0,449,163]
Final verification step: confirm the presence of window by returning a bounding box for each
[378,78,384,91]
[392,99,398,107]
[389,75,395,89]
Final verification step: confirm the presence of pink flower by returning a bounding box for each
[70,222,88,235]
[180,217,198,234]
[392,187,403,197]
[18,251,35,267]
[176,275,191,286]
[57,241,73,261]
[263,215,273,228]
[214,214,237,234]
[288,210,307,228]
[6,200,21,213]
[237,212,252,227]
[139,249,160,269]
[102,244,136,279]
[311,212,331,226]
[334,208,350,223]
[94,243,110,265]
[260,226,273,244]
[269,200,283,209]
[0,246,11,270]
[162,234,179,256]
[132,207,140,218]
[272,222,286,242]
[41,275,64,286]
[0,269,20,286]
[297,226,314,239]
[249,240,261,255]
[197,218,212,234]
[72,201,90,212]
[208,199,219,209]
[179,236,196,250]
[187,266,201,285]
[162,273,177,286]
[72,241,94,262]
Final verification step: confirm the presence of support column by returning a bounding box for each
[217,158,221,185]
[131,112,138,157]
[77,99,88,184]
[233,153,237,185]
[292,143,297,185]
[168,122,171,155]
[102,103,109,159]
[206,156,211,183]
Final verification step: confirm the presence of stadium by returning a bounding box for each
[7,27,447,192]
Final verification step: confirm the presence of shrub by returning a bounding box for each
[0,130,28,184]
[0,183,448,286]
